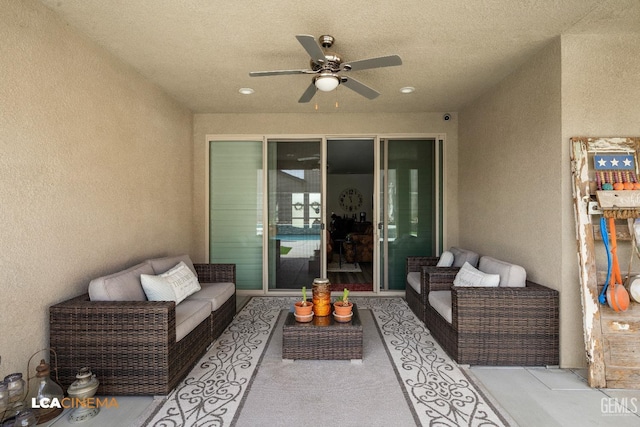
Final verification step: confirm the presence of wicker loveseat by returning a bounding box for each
[50,256,236,396]
[406,254,559,366]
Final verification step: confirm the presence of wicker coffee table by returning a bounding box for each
[282,303,363,361]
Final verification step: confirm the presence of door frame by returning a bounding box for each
[205,133,446,296]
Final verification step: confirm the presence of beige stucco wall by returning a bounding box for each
[0,0,193,376]
[459,33,640,368]
[191,113,459,263]
[458,39,570,363]
[560,33,640,365]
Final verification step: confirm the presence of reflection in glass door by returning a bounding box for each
[209,140,263,291]
[267,139,323,290]
[379,138,443,291]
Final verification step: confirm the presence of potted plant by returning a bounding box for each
[294,286,313,319]
[334,288,353,317]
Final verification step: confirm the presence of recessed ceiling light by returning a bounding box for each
[400,86,415,94]
[239,88,254,95]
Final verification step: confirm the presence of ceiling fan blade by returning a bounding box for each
[298,82,317,103]
[249,69,314,77]
[341,55,402,72]
[341,77,380,100]
[295,34,326,64]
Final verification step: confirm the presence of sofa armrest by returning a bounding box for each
[49,293,181,393]
[451,281,559,332]
[406,256,439,274]
[422,266,459,293]
[194,263,236,284]
[50,293,177,342]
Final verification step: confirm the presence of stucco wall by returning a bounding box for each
[0,0,193,376]
[191,113,459,263]
[458,40,570,363]
[460,33,640,368]
[560,33,640,366]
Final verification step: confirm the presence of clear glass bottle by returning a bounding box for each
[13,409,37,426]
[3,373,25,404]
[30,360,64,423]
[0,381,9,414]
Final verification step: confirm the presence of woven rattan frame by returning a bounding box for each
[49,263,236,396]
[405,257,441,322]
[406,257,559,366]
[282,305,363,360]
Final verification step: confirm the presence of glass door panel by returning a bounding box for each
[267,139,323,290]
[326,139,374,292]
[209,140,263,290]
[379,139,440,291]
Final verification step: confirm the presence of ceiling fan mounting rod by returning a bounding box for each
[319,35,334,48]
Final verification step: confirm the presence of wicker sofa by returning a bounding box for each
[406,253,559,366]
[49,255,236,396]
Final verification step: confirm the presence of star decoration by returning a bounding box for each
[594,154,635,170]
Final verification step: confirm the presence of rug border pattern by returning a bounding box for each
[144,297,507,427]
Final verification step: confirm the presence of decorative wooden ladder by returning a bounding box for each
[571,136,640,389]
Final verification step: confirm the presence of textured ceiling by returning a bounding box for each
[40,0,640,114]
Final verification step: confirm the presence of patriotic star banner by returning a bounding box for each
[594,154,635,170]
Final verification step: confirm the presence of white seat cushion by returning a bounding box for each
[478,256,527,287]
[450,247,480,268]
[407,272,421,294]
[88,261,152,301]
[186,282,235,311]
[428,291,452,324]
[175,299,211,342]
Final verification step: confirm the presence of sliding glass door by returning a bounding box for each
[379,138,443,291]
[208,135,444,294]
[267,139,323,290]
[326,139,375,291]
[209,140,263,290]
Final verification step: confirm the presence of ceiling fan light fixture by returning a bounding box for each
[400,86,415,94]
[314,73,340,92]
[238,87,255,95]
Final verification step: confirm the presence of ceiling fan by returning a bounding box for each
[249,34,402,103]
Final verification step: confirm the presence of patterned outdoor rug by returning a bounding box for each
[142,297,508,426]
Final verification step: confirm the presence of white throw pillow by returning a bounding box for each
[141,261,201,304]
[453,262,500,287]
[436,251,455,267]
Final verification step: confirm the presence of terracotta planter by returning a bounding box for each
[294,301,313,316]
[334,301,353,316]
